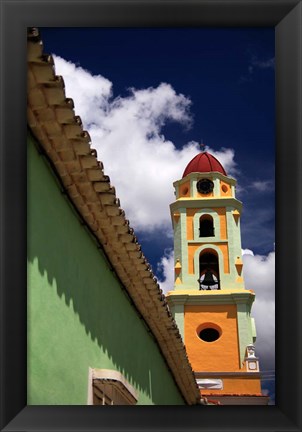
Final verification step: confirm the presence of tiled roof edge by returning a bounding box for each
[27,27,200,405]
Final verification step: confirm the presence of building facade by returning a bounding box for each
[167,152,269,405]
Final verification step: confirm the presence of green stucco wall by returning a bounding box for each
[27,134,184,405]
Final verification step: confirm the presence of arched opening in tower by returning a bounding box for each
[199,249,220,290]
[199,215,214,237]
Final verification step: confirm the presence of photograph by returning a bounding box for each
[27,27,275,406]
[1,1,301,430]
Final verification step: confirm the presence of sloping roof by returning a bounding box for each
[27,27,200,405]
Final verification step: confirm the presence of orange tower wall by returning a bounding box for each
[185,304,262,396]
[184,304,240,372]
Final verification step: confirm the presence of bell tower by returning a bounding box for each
[166,151,268,405]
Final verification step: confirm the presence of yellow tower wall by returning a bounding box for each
[187,243,229,274]
[179,180,190,198]
[185,208,227,241]
[220,180,233,197]
[186,208,196,240]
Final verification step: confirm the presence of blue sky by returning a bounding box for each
[40,27,275,403]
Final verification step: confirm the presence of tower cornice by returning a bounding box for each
[166,290,255,306]
[170,197,243,212]
[174,171,237,187]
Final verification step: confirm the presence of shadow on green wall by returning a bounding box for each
[27,136,183,405]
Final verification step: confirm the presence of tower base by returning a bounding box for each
[203,394,269,405]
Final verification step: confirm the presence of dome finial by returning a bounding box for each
[200,140,205,152]
[182,147,227,178]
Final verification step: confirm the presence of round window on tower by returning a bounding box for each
[181,186,189,196]
[197,178,214,195]
[197,323,221,342]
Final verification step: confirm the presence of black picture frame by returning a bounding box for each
[1,0,301,431]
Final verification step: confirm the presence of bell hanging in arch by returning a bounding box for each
[199,270,219,290]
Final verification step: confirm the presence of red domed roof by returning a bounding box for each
[182,152,227,177]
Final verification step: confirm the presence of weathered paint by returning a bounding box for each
[27,135,185,406]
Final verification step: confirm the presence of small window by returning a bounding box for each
[197,323,221,342]
[199,215,214,237]
[199,250,220,290]
[199,328,220,342]
[90,369,138,405]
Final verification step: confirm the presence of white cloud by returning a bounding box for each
[207,147,238,177]
[54,56,112,126]
[251,180,274,192]
[251,56,275,70]
[53,55,236,234]
[243,250,275,371]
[240,55,274,83]
[242,248,254,256]
[157,249,175,294]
